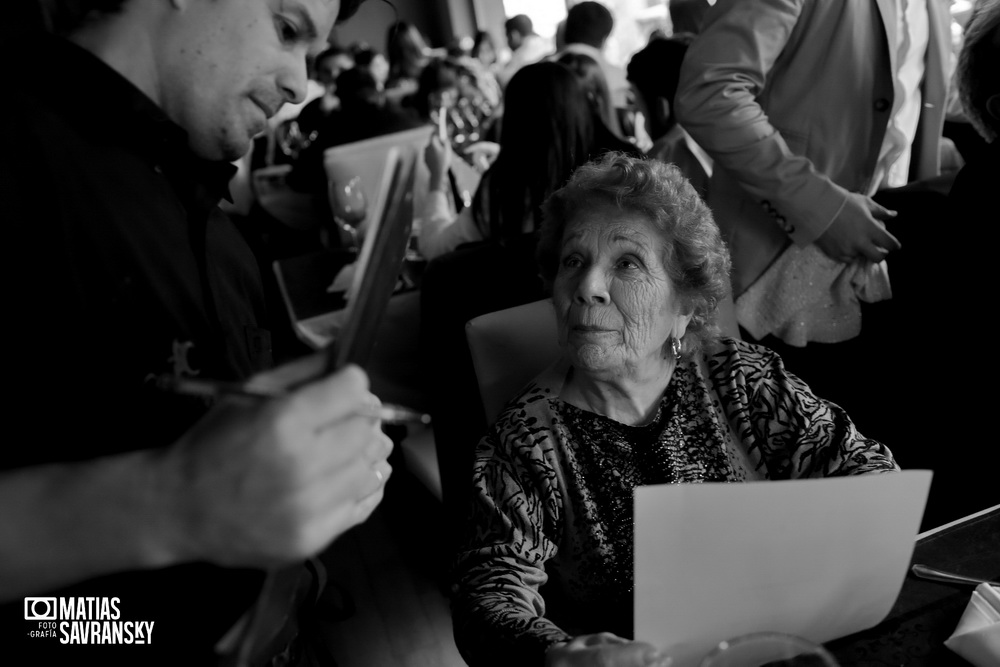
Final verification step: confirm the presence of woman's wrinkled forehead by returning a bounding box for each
[561,204,663,250]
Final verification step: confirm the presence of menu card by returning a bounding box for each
[634,470,933,666]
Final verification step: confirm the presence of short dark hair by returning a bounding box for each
[42,0,369,35]
[626,33,696,137]
[669,0,711,35]
[564,1,614,48]
[538,152,731,355]
[505,14,533,37]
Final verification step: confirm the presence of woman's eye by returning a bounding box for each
[561,256,582,269]
[616,258,640,270]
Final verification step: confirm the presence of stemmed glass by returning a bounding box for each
[700,632,839,667]
[329,175,367,252]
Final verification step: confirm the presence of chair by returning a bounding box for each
[465,294,742,425]
[465,299,561,425]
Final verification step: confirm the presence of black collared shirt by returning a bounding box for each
[1,33,272,664]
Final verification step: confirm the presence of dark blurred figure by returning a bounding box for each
[385,20,433,102]
[951,0,999,213]
[353,45,391,92]
[405,57,462,121]
[626,33,712,198]
[670,0,712,35]
[559,1,630,117]
[293,45,355,141]
[286,67,422,195]
[868,0,1000,530]
[472,29,499,70]
[556,51,629,141]
[499,14,550,88]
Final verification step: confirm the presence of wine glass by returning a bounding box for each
[700,632,839,667]
[329,175,367,251]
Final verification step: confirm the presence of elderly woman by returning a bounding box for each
[451,153,898,667]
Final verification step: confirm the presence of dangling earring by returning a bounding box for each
[670,336,682,362]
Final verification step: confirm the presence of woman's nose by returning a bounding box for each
[574,268,610,305]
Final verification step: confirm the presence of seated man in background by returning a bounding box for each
[286,65,423,195]
[0,0,393,664]
[294,45,356,142]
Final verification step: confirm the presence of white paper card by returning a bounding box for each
[634,470,932,667]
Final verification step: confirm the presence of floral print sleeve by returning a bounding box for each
[706,338,899,478]
[450,394,572,667]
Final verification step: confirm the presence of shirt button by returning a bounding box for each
[874,98,890,112]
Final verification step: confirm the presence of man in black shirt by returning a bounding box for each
[0,0,391,664]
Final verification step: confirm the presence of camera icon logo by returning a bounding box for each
[24,597,57,621]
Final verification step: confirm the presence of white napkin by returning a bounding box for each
[736,244,892,347]
[944,583,1000,667]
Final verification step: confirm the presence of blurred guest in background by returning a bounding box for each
[472,29,500,71]
[385,20,435,102]
[499,14,551,88]
[451,153,898,667]
[287,66,422,195]
[669,0,712,35]
[558,1,630,117]
[950,0,999,217]
[353,44,391,92]
[627,34,712,198]
[418,61,637,261]
[293,45,356,143]
[556,51,627,141]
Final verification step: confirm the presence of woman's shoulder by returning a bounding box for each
[492,359,567,435]
[700,336,785,385]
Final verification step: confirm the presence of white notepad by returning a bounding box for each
[634,470,933,667]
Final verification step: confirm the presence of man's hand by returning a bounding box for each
[545,633,672,667]
[159,362,393,568]
[814,193,899,263]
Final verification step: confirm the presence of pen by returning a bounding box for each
[437,103,448,142]
[159,376,431,425]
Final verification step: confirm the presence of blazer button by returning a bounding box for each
[874,98,890,112]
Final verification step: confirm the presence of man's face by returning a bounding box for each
[506,28,523,52]
[158,0,342,161]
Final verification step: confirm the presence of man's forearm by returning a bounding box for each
[0,450,179,601]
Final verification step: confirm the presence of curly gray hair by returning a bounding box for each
[537,152,732,357]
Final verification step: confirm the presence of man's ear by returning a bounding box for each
[985,93,1000,125]
[659,98,672,125]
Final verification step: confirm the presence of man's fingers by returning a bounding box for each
[868,200,898,222]
[291,365,373,429]
[874,226,901,253]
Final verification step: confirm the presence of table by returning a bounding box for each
[826,506,999,665]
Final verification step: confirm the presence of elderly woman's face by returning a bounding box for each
[553,206,691,378]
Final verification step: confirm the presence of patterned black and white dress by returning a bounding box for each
[451,337,898,667]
